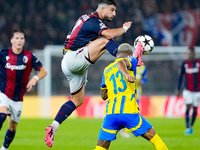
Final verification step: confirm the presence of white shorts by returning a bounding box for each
[61,46,93,94]
[0,92,23,123]
[183,90,200,107]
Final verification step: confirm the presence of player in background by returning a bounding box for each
[94,43,168,150]
[136,64,148,104]
[120,64,147,138]
[44,0,144,147]
[176,47,200,135]
[0,29,47,150]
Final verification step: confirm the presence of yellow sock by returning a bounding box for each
[94,146,107,150]
[150,133,168,150]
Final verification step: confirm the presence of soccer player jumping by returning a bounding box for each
[44,0,143,148]
[94,43,168,150]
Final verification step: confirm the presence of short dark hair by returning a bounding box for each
[11,29,26,38]
[98,0,117,7]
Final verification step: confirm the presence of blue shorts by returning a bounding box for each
[98,113,152,141]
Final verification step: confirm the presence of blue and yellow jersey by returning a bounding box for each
[136,64,147,99]
[101,56,139,115]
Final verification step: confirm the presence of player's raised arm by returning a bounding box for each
[101,22,132,40]
[117,59,135,83]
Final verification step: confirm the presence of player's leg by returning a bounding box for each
[45,85,85,147]
[45,48,90,147]
[87,38,119,62]
[127,114,168,150]
[142,128,168,150]
[94,140,111,150]
[183,90,194,135]
[95,114,121,150]
[0,93,10,130]
[185,104,192,129]
[1,116,17,150]
[1,100,22,149]
[190,106,197,134]
[191,92,200,129]
[0,106,8,130]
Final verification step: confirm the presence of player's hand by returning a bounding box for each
[26,77,37,92]
[125,74,135,83]
[123,22,132,29]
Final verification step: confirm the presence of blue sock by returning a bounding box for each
[0,113,7,130]
[3,129,16,148]
[185,110,190,128]
[55,100,76,124]
[106,40,119,57]
[191,111,197,127]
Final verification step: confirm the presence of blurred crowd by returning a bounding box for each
[0,0,200,50]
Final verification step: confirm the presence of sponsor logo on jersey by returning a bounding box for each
[185,62,199,74]
[5,63,26,71]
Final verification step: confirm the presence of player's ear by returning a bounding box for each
[10,38,13,44]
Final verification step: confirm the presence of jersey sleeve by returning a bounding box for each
[86,18,108,35]
[100,71,107,89]
[177,62,185,90]
[31,53,43,71]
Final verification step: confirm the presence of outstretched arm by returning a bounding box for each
[117,59,135,83]
[26,66,47,92]
[101,22,132,40]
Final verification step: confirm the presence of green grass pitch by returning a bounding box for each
[0,118,200,149]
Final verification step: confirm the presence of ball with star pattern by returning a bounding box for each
[134,35,154,55]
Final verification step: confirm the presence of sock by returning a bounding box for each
[150,133,168,150]
[105,40,119,57]
[54,100,76,124]
[0,113,7,130]
[94,146,107,150]
[191,111,197,127]
[3,129,16,148]
[185,110,190,128]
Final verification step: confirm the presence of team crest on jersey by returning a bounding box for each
[6,56,9,61]
[23,56,28,63]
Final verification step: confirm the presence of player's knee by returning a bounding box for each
[99,38,109,46]
[71,98,84,107]
[8,126,17,132]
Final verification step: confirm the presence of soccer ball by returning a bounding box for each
[134,35,154,55]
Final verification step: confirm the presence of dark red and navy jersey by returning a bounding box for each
[177,59,200,92]
[0,48,43,101]
[63,11,108,51]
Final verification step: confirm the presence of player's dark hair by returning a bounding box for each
[11,29,26,38]
[98,0,117,7]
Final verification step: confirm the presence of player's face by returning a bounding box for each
[103,5,116,22]
[188,51,195,61]
[11,32,25,50]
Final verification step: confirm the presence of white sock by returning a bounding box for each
[1,145,8,150]
[52,120,60,131]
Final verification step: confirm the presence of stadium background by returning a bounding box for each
[0,0,200,118]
